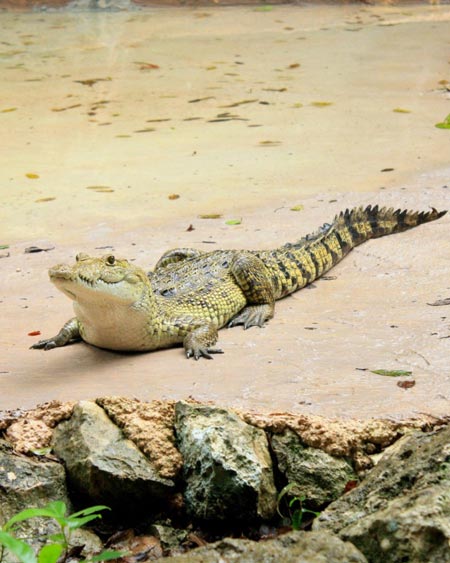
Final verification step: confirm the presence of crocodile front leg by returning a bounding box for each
[228,252,275,329]
[168,316,223,360]
[184,322,223,360]
[30,317,81,350]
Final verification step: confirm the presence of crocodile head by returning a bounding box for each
[49,253,150,305]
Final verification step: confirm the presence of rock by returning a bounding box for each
[52,401,174,513]
[97,397,183,479]
[0,439,101,561]
[314,426,450,563]
[161,530,368,562]
[5,419,53,454]
[175,402,276,521]
[3,401,74,454]
[149,523,188,551]
[271,429,357,507]
[241,411,447,471]
[0,439,69,522]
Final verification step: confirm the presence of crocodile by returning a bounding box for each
[31,205,446,359]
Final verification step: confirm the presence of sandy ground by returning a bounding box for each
[1,4,449,418]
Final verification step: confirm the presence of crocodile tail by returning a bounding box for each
[333,204,447,245]
[261,205,446,299]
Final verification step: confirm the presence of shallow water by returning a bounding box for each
[1,4,449,417]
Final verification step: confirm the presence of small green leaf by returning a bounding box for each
[276,483,298,517]
[0,531,37,563]
[370,369,413,377]
[67,514,102,530]
[3,508,57,531]
[254,4,273,11]
[37,543,63,563]
[290,205,304,212]
[0,244,9,249]
[48,533,65,544]
[44,501,67,520]
[435,113,450,129]
[291,510,303,530]
[225,218,242,225]
[69,505,110,519]
[30,447,52,456]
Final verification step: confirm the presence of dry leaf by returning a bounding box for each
[86,186,114,193]
[259,140,281,146]
[24,245,55,253]
[397,380,416,389]
[51,104,82,112]
[427,298,450,307]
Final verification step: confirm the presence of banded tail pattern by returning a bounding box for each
[257,205,447,300]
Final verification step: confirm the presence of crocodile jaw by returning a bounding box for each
[48,255,149,306]
[48,255,157,351]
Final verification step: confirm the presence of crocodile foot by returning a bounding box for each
[30,338,60,350]
[228,304,273,329]
[185,346,224,360]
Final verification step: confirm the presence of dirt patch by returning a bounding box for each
[1,5,449,420]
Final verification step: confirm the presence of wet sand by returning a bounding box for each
[1,4,449,418]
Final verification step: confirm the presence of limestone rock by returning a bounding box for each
[52,401,174,512]
[175,402,276,521]
[5,419,53,454]
[161,530,368,562]
[0,439,69,522]
[96,397,183,479]
[2,400,74,454]
[149,523,188,551]
[271,429,357,507]
[314,426,450,562]
[0,439,101,561]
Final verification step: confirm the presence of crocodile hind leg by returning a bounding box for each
[154,248,205,271]
[228,252,275,329]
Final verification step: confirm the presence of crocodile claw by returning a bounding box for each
[185,347,224,360]
[228,304,272,329]
[30,339,58,351]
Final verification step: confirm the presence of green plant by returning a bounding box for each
[0,501,122,563]
[276,483,320,530]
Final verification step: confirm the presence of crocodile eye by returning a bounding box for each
[106,255,116,266]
